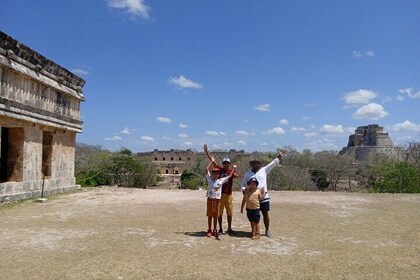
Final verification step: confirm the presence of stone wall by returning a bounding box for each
[340,124,401,161]
[0,31,84,202]
[0,119,79,202]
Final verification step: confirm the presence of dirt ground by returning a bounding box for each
[0,187,419,280]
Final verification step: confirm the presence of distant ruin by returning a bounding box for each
[137,148,245,186]
[340,124,402,161]
[0,31,85,202]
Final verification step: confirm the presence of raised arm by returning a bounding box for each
[206,157,216,173]
[227,164,238,179]
[203,144,217,165]
[277,149,287,165]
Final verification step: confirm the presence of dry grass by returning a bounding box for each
[0,187,419,280]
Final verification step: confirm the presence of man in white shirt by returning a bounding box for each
[241,150,286,237]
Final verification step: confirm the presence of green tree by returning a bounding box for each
[109,155,157,188]
[180,170,204,190]
[117,147,132,155]
[75,143,112,187]
[372,162,420,193]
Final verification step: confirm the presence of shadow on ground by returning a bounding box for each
[177,230,251,239]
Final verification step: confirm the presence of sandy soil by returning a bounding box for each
[0,187,419,280]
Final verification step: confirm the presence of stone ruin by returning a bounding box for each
[0,31,85,202]
[137,148,245,187]
[340,124,402,161]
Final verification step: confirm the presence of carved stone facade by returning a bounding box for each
[340,124,401,161]
[0,31,85,202]
[137,148,246,187]
[137,149,195,175]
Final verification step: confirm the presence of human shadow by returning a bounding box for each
[176,230,251,239]
[176,231,208,237]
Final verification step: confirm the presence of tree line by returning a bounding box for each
[75,142,420,193]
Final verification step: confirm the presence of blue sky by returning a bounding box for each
[1,0,419,152]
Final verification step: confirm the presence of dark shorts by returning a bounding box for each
[246,208,261,223]
[260,200,270,213]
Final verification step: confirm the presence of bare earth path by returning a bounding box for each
[0,187,419,280]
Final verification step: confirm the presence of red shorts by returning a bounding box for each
[206,198,221,217]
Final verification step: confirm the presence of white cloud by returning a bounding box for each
[71,68,90,76]
[254,104,270,112]
[304,132,317,137]
[352,51,363,58]
[382,96,392,103]
[279,119,289,125]
[397,95,404,101]
[141,136,154,142]
[301,116,310,121]
[265,127,286,135]
[352,103,389,120]
[307,139,339,151]
[219,132,227,136]
[365,50,375,57]
[105,135,122,141]
[346,127,356,134]
[107,0,150,19]
[319,125,345,135]
[291,127,306,132]
[236,130,254,136]
[179,123,188,128]
[169,75,203,90]
[398,87,420,99]
[343,89,377,106]
[178,134,189,138]
[205,131,220,136]
[184,141,193,146]
[396,136,413,142]
[352,50,375,58]
[392,120,420,132]
[157,116,172,123]
[121,127,132,135]
[237,140,246,146]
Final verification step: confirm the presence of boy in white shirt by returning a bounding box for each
[205,157,237,238]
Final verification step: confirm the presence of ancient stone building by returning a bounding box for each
[0,31,85,202]
[340,124,401,161]
[137,148,245,187]
[137,149,195,175]
[137,148,246,176]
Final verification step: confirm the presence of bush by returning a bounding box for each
[109,155,157,188]
[75,144,158,188]
[310,169,330,191]
[180,170,204,190]
[372,162,420,193]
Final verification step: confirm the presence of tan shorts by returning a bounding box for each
[219,194,233,216]
[206,198,221,217]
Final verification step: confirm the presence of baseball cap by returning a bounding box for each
[222,157,231,163]
[211,167,221,173]
[247,177,259,186]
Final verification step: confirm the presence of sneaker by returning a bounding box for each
[265,230,271,237]
[218,228,224,235]
[227,229,236,236]
[213,229,219,238]
[206,230,212,237]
